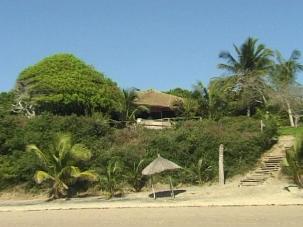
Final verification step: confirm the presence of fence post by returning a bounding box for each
[219,144,224,185]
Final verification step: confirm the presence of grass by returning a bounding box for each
[278,126,303,137]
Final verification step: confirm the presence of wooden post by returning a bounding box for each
[169,176,175,198]
[219,144,224,185]
[151,176,156,199]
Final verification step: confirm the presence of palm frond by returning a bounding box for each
[218,51,238,65]
[217,64,237,73]
[275,50,284,64]
[77,170,98,182]
[233,44,241,55]
[70,144,92,161]
[290,49,301,61]
[60,166,81,177]
[272,49,303,86]
[135,159,146,173]
[34,170,54,184]
[26,144,50,167]
[56,133,72,161]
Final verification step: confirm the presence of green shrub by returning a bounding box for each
[0,114,112,190]
[109,117,277,185]
[0,115,277,192]
[283,134,303,187]
[16,54,124,116]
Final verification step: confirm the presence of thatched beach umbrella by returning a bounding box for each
[142,154,182,199]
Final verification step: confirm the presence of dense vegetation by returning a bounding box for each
[0,113,277,196]
[15,54,123,116]
[1,36,303,198]
[283,130,303,187]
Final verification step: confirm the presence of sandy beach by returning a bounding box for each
[1,206,303,227]
[1,136,301,212]
[1,136,303,227]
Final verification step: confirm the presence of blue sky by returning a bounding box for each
[1,0,303,92]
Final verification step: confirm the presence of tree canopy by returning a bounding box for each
[0,92,14,117]
[216,37,274,116]
[269,50,303,126]
[16,54,123,116]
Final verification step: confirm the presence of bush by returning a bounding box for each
[283,134,303,187]
[0,114,112,189]
[106,117,277,186]
[16,54,124,116]
[0,115,277,192]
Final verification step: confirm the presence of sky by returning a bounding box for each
[1,0,303,92]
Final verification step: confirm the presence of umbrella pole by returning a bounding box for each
[169,176,175,198]
[151,176,156,199]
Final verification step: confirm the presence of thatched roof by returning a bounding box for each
[135,90,183,109]
[142,154,182,175]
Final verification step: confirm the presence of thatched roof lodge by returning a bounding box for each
[134,89,183,119]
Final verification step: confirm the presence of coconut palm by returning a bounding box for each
[270,50,303,126]
[174,98,200,119]
[272,50,303,85]
[127,159,148,192]
[187,158,212,185]
[121,88,149,124]
[218,37,273,75]
[100,160,123,198]
[26,134,97,199]
[218,37,273,116]
[192,81,210,118]
[208,76,246,118]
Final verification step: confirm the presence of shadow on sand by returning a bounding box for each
[148,189,186,198]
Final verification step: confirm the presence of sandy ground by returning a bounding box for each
[1,206,303,227]
[0,135,302,212]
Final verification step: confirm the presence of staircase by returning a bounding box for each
[239,137,293,187]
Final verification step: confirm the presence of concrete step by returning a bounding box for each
[239,142,286,187]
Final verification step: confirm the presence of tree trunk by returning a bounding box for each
[246,106,251,117]
[294,115,300,128]
[286,102,295,127]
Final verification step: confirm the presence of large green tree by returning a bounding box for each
[217,37,273,116]
[16,54,123,116]
[120,88,149,124]
[167,82,209,118]
[166,88,192,98]
[0,92,14,117]
[192,81,209,117]
[208,76,238,118]
[270,50,303,126]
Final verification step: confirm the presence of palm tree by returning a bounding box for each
[121,88,149,124]
[208,76,238,118]
[218,37,273,116]
[127,159,147,192]
[187,157,212,185]
[270,50,303,126]
[192,81,209,118]
[272,50,303,85]
[26,134,98,199]
[100,160,123,198]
